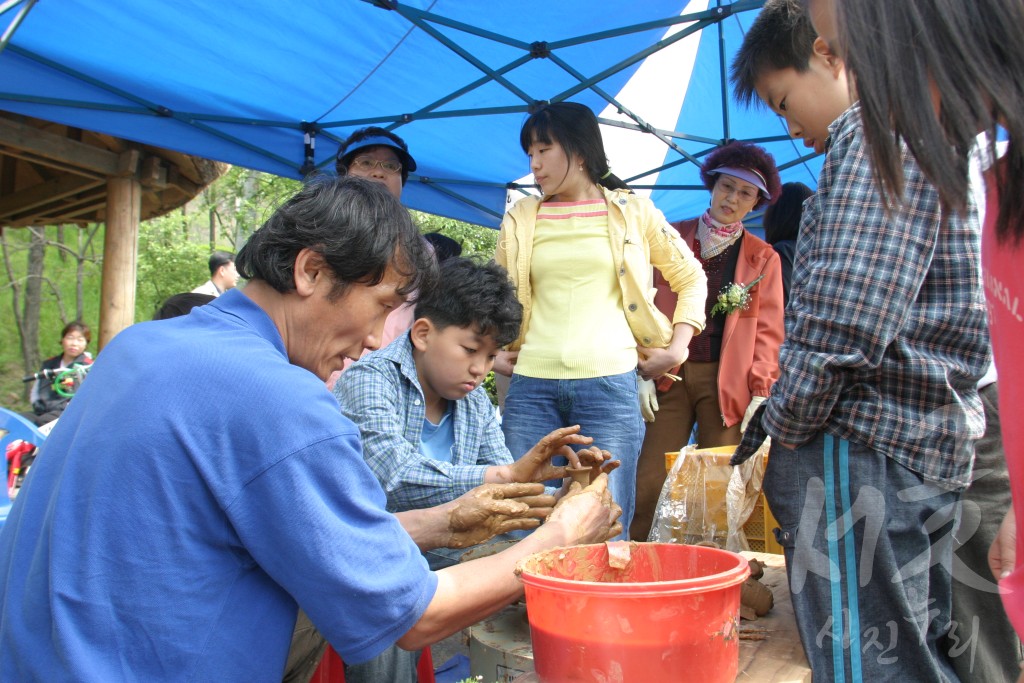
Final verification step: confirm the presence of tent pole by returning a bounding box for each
[717,0,732,141]
[98,172,140,350]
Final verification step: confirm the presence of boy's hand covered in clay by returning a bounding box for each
[444,483,554,549]
[546,473,622,544]
[560,446,620,493]
[505,425,595,483]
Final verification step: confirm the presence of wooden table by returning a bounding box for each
[736,551,812,682]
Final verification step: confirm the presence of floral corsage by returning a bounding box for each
[709,274,764,317]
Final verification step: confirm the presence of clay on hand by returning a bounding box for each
[445,482,554,549]
[546,473,622,544]
[573,446,619,484]
[507,425,595,483]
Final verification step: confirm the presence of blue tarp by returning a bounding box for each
[0,0,819,227]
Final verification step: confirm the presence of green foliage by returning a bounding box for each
[411,211,498,259]
[134,215,211,320]
[0,169,503,412]
[134,168,301,319]
[482,371,498,407]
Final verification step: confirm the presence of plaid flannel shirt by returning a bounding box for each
[333,333,511,512]
[762,104,990,489]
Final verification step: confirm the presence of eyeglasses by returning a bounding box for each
[349,156,402,175]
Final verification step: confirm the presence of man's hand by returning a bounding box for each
[989,505,1016,581]
[444,483,555,549]
[545,473,622,544]
[505,425,594,483]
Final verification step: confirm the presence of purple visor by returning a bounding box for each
[707,166,770,199]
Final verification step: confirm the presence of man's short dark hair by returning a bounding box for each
[423,232,463,263]
[154,293,217,321]
[414,257,522,348]
[209,250,234,275]
[730,0,819,108]
[235,175,436,300]
[763,182,814,245]
[335,126,416,186]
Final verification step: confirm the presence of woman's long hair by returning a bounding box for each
[520,102,630,192]
[835,0,1024,244]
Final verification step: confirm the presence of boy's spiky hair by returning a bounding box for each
[731,0,819,107]
[414,257,523,348]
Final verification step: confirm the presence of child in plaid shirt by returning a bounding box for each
[731,1,990,680]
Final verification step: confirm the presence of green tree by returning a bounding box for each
[411,211,498,259]
[134,215,211,321]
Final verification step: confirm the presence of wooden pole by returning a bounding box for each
[98,174,141,350]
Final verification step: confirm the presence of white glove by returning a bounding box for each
[740,395,767,432]
[638,378,659,422]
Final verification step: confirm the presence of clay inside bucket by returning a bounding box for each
[517,542,750,682]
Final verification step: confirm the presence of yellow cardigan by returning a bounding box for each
[495,186,707,352]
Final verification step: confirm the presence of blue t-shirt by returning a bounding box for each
[0,289,437,681]
[419,404,456,463]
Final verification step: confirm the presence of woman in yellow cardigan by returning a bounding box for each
[494,102,707,538]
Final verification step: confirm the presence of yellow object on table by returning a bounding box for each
[654,443,778,552]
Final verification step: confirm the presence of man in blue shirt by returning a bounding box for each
[0,176,620,682]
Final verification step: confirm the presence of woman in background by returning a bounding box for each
[494,102,707,538]
[25,321,92,427]
[632,142,784,541]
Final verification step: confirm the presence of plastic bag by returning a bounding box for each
[649,441,769,551]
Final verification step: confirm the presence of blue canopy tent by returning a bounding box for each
[0,0,819,229]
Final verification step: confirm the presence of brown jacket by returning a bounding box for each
[655,219,784,427]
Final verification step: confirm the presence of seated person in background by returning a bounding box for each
[192,250,239,297]
[762,181,813,306]
[24,321,93,427]
[333,256,617,683]
[153,292,216,320]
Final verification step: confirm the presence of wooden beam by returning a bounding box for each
[0,116,120,176]
[165,165,200,197]
[0,174,104,220]
[117,149,140,177]
[140,155,167,189]
[0,147,107,181]
[99,176,141,349]
[10,187,108,222]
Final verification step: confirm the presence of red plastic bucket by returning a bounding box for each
[517,542,750,682]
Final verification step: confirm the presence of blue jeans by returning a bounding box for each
[501,371,644,540]
[764,433,962,682]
